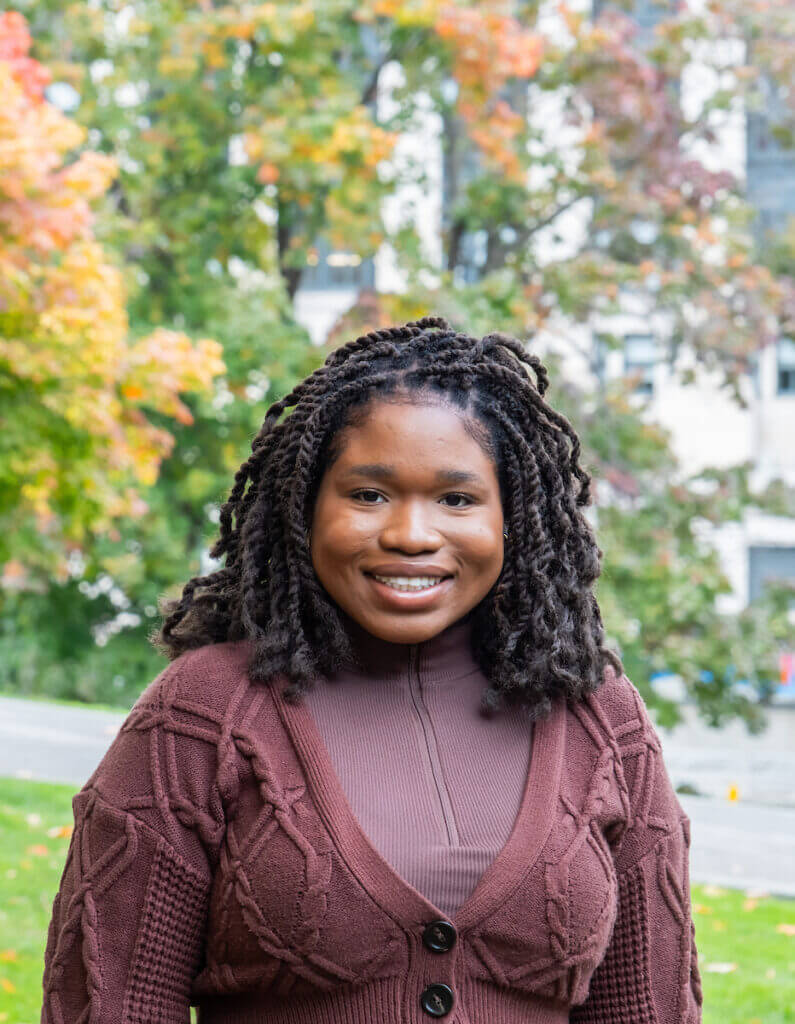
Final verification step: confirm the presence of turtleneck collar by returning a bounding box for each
[335,610,481,685]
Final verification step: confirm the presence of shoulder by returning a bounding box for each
[85,640,260,812]
[132,639,257,723]
[583,662,659,752]
[562,662,658,764]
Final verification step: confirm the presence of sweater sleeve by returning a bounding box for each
[570,678,703,1024]
[41,653,227,1024]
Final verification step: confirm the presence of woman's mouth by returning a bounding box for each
[364,571,454,608]
[370,574,446,592]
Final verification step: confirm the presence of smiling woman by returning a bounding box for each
[41,317,702,1024]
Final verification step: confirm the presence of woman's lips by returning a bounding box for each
[364,572,454,610]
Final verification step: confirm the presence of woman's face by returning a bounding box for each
[310,398,505,645]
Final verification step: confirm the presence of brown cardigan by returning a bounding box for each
[41,635,702,1023]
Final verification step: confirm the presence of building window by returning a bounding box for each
[592,333,608,385]
[623,333,656,396]
[748,546,795,603]
[299,237,375,292]
[777,337,795,396]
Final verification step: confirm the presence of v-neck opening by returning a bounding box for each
[270,676,566,935]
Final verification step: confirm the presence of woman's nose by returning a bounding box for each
[379,501,442,553]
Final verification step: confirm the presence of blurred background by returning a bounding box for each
[0,1,794,1022]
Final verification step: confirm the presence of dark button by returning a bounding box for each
[420,983,454,1017]
[422,919,457,953]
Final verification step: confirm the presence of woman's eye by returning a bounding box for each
[352,489,384,504]
[441,493,474,508]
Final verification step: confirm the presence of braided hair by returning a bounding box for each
[152,316,622,719]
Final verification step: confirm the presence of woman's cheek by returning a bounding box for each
[457,520,503,560]
[328,512,375,554]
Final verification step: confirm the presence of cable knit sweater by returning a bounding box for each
[41,625,702,1024]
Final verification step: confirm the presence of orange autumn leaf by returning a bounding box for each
[46,824,73,838]
[0,951,17,962]
[256,162,280,184]
[0,978,16,994]
[26,844,49,857]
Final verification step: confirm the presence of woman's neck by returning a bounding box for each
[335,609,479,684]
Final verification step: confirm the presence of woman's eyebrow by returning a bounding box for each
[345,463,395,480]
[344,464,484,486]
[435,468,485,486]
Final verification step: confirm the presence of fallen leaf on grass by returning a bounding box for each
[742,899,758,911]
[775,923,795,936]
[702,885,726,897]
[26,844,49,857]
[0,951,16,962]
[765,968,776,980]
[0,978,15,993]
[47,825,73,839]
[19,859,32,870]
[712,921,727,931]
[703,962,737,974]
[693,903,713,915]
[25,813,42,826]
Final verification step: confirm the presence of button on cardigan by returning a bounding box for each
[41,629,702,1024]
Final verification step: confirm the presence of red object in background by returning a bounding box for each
[779,652,794,687]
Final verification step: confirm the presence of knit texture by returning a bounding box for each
[41,637,702,1024]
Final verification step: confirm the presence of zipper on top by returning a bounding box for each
[407,644,460,847]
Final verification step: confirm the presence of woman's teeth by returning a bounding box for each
[372,575,445,592]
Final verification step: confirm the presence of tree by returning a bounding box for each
[0,10,225,582]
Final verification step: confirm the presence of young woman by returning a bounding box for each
[41,316,702,1024]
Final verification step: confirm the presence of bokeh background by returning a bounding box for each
[1,2,794,1022]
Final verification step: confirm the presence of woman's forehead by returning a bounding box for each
[329,400,498,479]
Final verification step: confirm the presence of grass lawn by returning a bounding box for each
[1,777,793,1024]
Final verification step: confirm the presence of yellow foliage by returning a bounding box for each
[371,0,442,28]
[157,54,199,77]
[0,14,225,578]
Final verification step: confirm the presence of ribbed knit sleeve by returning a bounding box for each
[41,653,227,1024]
[570,677,703,1024]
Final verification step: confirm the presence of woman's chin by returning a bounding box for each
[347,609,457,646]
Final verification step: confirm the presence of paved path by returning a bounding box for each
[679,796,795,897]
[0,696,125,787]
[659,703,795,807]
[2,695,794,895]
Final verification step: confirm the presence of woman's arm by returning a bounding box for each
[40,654,226,1024]
[571,678,703,1024]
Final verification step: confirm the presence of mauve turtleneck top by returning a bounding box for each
[301,615,533,920]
